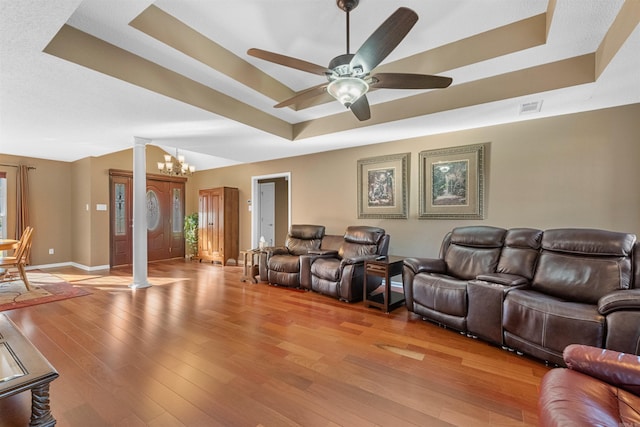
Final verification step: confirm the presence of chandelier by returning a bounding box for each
[157,149,195,176]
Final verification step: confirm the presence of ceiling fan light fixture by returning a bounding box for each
[327,77,369,107]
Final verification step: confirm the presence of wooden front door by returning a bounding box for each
[110,170,186,267]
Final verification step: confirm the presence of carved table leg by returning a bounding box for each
[30,382,56,427]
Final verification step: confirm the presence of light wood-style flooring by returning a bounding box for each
[0,259,548,426]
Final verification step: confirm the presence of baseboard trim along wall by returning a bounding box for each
[26,262,110,272]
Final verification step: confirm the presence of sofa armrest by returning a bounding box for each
[403,257,446,275]
[598,289,640,315]
[563,344,640,395]
[475,273,529,286]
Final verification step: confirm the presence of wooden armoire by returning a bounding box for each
[198,187,239,265]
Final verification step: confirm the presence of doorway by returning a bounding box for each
[251,173,291,248]
[109,170,186,267]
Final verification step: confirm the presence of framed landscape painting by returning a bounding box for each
[418,143,488,219]
[357,153,410,219]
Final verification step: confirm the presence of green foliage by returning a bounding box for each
[184,212,199,256]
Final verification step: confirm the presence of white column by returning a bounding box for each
[130,137,151,289]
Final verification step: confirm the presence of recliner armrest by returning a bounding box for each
[475,273,529,286]
[598,289,640,315]
[563,344,640,395]
[267,246,289,256]
[340,254,378,266]
[403,257,446,274]
[307,250,339,256]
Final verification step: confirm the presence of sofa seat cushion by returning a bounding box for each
[311,258,341,282]
[268,254,301,273]
[503,289,605,352]
[411,273,468,317]
[539,368,640,427]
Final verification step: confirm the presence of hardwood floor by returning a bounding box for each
[0,260,548,426]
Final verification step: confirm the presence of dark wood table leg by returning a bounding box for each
[29,383,56,427]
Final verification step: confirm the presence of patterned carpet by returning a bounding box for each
[0,271,91,311]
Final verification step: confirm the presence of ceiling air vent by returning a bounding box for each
[519,100,543,115]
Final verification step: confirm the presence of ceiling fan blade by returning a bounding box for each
[349,7,418,74]
[247,48,332,76]
[370,73,453,89]
[349,95,371,121]
[274,83,328,108]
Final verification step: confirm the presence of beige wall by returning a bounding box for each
[191,104,640,258]
[2,104,639,267]
[0,155,72,264]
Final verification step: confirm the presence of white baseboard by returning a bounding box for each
[26,262,110,272]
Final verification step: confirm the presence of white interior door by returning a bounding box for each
[258,182,275,246]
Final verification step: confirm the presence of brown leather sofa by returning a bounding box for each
[539,344,640,426]
[403,226,639,365]
[300,226,389,302]
[262,224,325,287]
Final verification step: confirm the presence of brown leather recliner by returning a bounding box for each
[402,226,507,331]
[304,226,389,302]
[265,224,325,287]
[539,344,640,426]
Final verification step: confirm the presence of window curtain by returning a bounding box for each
[15,165,30,240]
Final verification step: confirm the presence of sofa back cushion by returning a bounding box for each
[497,228,543,280]
[286,224,325,256]
[532,229,636,304]
[444,226,506,280]
[339,226,385,259]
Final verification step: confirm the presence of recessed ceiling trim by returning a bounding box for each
[546,0,558,39]
[595,0,640,79]
[129,5,296,105]
[374,13,548,76]
[292,54,596,140]
[43,24,293,140]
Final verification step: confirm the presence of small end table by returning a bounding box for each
[363,255,405,313]
[239,249,261,283]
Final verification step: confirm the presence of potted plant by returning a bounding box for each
[184,212,199,260]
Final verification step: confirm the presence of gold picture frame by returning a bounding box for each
[357,153,410,219]
[418,143,488,219]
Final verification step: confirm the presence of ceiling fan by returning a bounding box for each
[247,0,453,121]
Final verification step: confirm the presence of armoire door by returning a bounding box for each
[198,187,238,265]
[198,189,221,261]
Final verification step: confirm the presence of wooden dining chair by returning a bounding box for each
[0,226,34,291]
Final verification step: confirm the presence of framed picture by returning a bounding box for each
[357,153,410,219]
[418,143,488,219]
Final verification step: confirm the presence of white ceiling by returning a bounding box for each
[1,0,639,170]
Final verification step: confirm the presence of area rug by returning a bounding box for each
[0,271,91,312]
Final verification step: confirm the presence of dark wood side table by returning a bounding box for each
[363,255,406,313]
[0,314,59,427]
